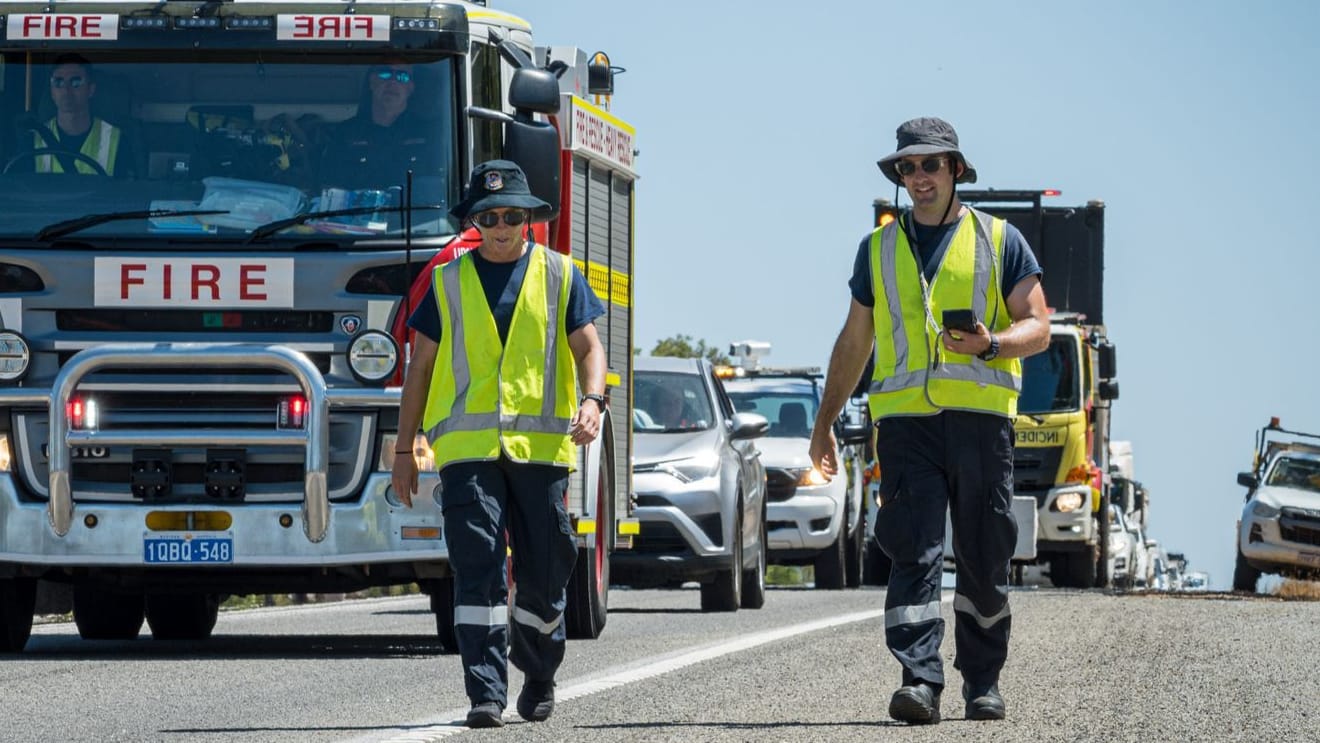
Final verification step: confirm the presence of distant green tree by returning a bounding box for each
[650,334,731,365]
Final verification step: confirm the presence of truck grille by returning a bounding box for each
[1280,508,1320,547]
[56,309,334,333]
[1014,447,1063,504]
[765,468,798,502]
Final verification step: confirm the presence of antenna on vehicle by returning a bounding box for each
[403,169,414,364]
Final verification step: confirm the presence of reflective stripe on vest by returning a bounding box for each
[34,119,119,175]
[422,244,578,469]
[868,208,1022,419]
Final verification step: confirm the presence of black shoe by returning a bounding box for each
[888,682,941,725]
[517,679,556,722]
[963,683,1006,720]
[465,701,505,728]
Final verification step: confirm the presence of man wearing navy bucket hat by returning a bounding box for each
[393,160,606,728]
[808,118,1050,724]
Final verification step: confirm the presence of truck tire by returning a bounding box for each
[427,576,459,654]
[701,507,742,612]
[1232,548,1262,593]
[740,503,767,609]
[1095,496,1112,588]
[863,542,892,586]
[566,426,612,639]
[844,506,865,589]
[1066,546,1098,588]
[145,594,220,641]
[0,578,37,653]
[813,511,848,590]
[73,585,144,640]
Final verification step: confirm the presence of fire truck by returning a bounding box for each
[0,0,638,652]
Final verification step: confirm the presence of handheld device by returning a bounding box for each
[942,309,979,333]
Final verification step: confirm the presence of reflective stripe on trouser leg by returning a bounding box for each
[873,415,951,689]
[947,411,1017,688]
[504,458,577,682]
[440,460,512,706]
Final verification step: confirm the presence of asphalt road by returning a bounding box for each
[3,585,1317,742]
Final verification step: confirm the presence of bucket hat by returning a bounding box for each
[876,117,978,186]
[450,160,550,221]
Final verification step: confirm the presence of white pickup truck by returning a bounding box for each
[1233,418,1320,592]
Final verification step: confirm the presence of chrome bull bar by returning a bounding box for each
[45,344,334,541]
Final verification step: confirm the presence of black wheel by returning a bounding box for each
[740,502,767,609]
[427,576,459,654]
[73,585,144,640]
[1058,545,1098,589]
[566,423,612,638]
[701,506,742,612]
[813,517,847,590]
[1232,548,1262,593]
[1095,498,1112,588]
[0,578,37,653]
[863,541,892,586]
[844,504,865,589]
[3,147,110,176]
[145,594,220,641]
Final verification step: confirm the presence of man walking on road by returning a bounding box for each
[808,117,1050,724]
[392,160,607,728]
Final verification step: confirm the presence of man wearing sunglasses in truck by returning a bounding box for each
[321,61,439,188]
[808,117,1050,725]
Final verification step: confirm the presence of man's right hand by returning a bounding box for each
[391,453,419,508]
[809,427,839,482]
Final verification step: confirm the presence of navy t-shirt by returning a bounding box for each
[849,214,1041,307]
[408,243,605,344]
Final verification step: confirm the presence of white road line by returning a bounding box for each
[350,593,953,743]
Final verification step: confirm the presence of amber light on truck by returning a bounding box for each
[1063,463,1092,485]
[145,511,233,531]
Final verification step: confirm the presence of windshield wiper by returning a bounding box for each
[244,204,445,244]
[35,209,228,242]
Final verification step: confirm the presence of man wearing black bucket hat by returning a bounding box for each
[392,160,606,728]
[809,118,1050,724]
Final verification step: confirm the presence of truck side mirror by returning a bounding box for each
[1237,472,1259,489]
[839,423,871,446]
[1097,379,1119,401]
[508,67,561,115]
[502,117,561,221]
[1097,340,1117,380]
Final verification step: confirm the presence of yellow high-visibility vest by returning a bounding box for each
[34,118,120,175]
[423,244,578,470]
[867,209,1022,419]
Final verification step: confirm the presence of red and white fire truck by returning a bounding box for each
[0,0,638,652]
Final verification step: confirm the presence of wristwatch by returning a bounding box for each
[581,393,607,411]
[978,334,1000,361]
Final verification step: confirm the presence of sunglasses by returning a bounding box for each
[474,210,528,228]
[894,156,949,177]
[372,68,413,84]
[50,76,87,89]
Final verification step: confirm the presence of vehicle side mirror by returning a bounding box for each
[1097,340,1117,380]
[729,412,769,440]
[508,67,561,115]
[839,423,871,446]
[1237,472,1258,489]
[1097,379,1119,401]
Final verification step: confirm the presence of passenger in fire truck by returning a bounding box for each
[24,54,137,177]
[319,60,441,190]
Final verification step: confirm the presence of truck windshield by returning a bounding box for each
[1266,457,1320,493]
[1019,335,1080,414]
[0,53,459,242]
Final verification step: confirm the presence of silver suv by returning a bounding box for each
[610,356,769,611]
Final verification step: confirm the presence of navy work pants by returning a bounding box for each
[873,410,1018,690]
[439,456,579,707]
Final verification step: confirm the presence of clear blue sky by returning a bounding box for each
[497,0,1320,589]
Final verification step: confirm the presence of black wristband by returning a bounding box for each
[581,393,606,410]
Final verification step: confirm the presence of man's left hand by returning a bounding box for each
[570,401,601,445]
[943,322,993,357]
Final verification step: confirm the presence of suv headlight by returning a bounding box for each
[787,466,828,487]
[660,454,720,483]
[1251,501,1281,519]
[0,331,31,383]
[348,330,399,385]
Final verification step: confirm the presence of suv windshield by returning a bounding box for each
[1019,336,1080,414]
[726,380,818,439]
[1,53,459,241]
[1266,457,1320,493]
[634,371,715,433]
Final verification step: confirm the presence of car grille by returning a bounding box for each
[765,468,798,502]
[1279,508,1320,547]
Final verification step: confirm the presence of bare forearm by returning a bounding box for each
[813,302,875,436]
[995,315,1051,359]
[396,343,436,446]
[569,323,606,397]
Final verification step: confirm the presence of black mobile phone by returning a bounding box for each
[942,309,979,333]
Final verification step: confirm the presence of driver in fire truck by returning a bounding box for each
[319,60,441,189]
[27,54,137,177]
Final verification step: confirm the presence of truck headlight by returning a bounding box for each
[1054,492,1085,513]
[1251,501,1280,519]
[380,433,436,472]
[0,330,31,383]
[0,432,11,472]
[789,466,829,486]
[348,330,399,385]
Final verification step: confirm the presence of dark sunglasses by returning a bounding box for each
[474,210,528,228]
[50,76,87,89]
[894,156,949,177]
[372,68,413,84]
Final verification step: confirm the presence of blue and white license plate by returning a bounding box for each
[143,533,234,564]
